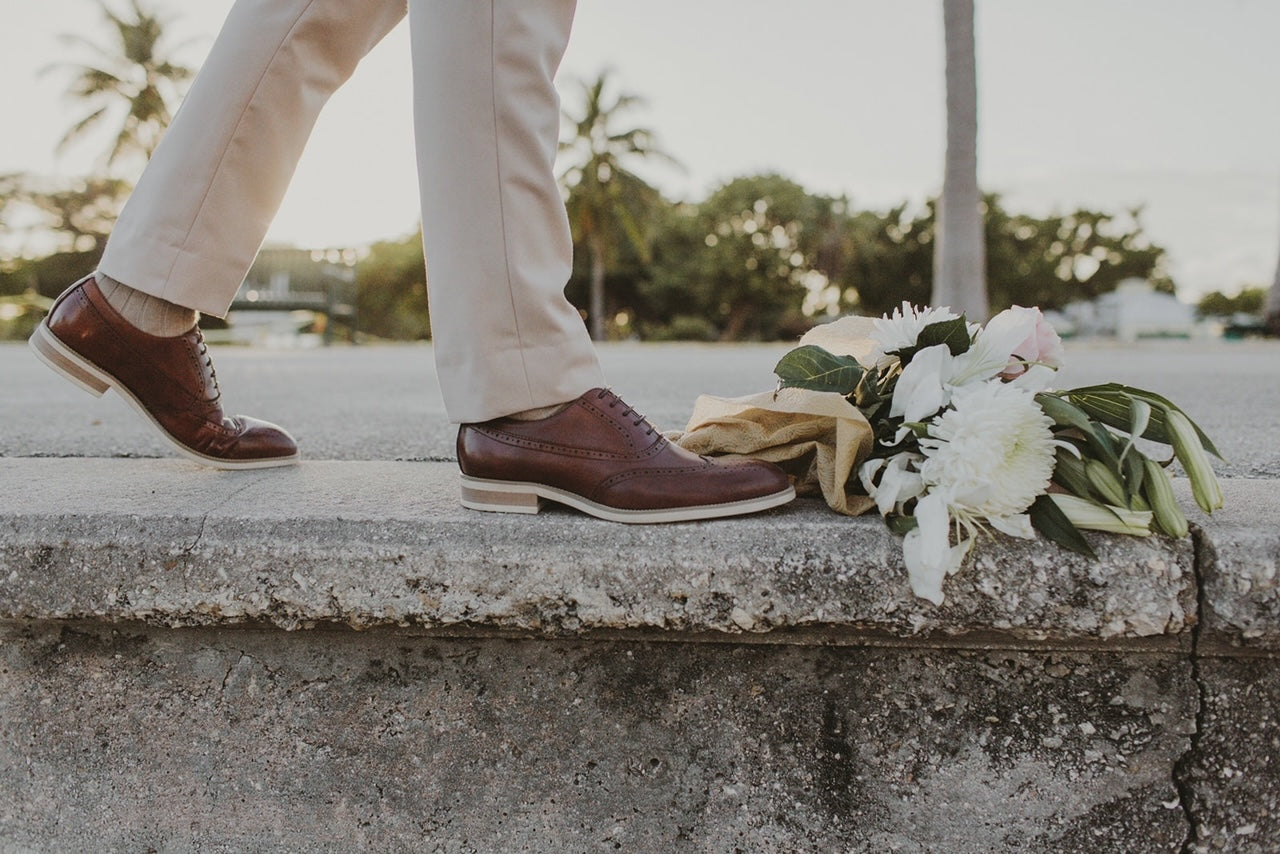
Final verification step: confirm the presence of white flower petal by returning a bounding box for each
[984,307,1041,356]
[1009,363,1058,392]
[870,303,962,367]
[903,516,971,603]
[902,529,946,606]
[914,491,954,575]
[859,458,886,498]
[951,308,1038,385]
[890,344,954,421]
[877,455,925,515]
[988,513,1036,539]
[918,381,1057,519]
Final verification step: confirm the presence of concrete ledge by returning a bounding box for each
[1173,480,1280,652]
[0,458,1217,646]
[4,460,1279,849]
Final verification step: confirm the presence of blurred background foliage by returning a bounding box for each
[0,4,1206,344]
[0,168,1185,342]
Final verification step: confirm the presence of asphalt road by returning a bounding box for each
[3,338,1277,477]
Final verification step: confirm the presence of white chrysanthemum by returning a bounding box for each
[902,381,1058,604]
[869,302,967,367]
[919,381,1057,517]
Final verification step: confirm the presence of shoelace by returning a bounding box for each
[194,330,222,399]
[596,388,655,434]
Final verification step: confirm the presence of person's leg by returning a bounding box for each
[409,0,604,424]
[99,0,406,316]
[32,0,405,469]
[409,1,794,521]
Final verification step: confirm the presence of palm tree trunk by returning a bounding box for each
[589,235,607,341]
[933,0,988,321]
[1268,198,1280,334]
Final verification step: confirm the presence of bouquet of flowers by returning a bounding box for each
[774,303,1224,605]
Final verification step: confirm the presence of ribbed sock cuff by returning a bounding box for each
[96,273,199,337]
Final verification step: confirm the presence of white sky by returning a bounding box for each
[3,0,1278,299]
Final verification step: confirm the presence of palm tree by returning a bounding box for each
[1268,192,1280,334]
[560,70,676,340]
[50,0,194,172]
[932,0,989,320]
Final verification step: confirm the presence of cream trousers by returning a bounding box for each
[98,0,605,423]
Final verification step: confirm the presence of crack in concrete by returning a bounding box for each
[181,474,274,556]
[220,656,238,693]
[1173,525,1211,853]
[183,514,209,555]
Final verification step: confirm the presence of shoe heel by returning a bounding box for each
[29,323,110,397]
[460,477,543,515]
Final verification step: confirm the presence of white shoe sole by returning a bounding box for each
[29,321,300,471]
[460,474,796,524]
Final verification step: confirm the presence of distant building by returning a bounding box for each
[1059,279,1195,340]
[224,246,359,345]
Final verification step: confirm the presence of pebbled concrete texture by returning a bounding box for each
[1177,657,1280,853]
[0,623,1195,853]
[1176,480,1280,651]
[1,459,1197,644]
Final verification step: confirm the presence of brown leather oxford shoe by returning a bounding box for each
[457,388,795,523]
[29,275,299,469]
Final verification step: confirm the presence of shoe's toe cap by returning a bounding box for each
[714,457,793,501]
[226,415,300,464]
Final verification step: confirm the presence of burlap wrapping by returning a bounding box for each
[671,316,882,516]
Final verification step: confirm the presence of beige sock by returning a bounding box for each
[507,401,572,421]
[97,273,198,336]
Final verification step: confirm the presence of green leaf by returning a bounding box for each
[1052,447,1096,500]
[886,514,919,535]
[1122,449,1147,506]
[887,317,971,365]
[1065,388,1169,444]
[1113,396,1151,465]
[775,345,866,395]
[854,370,883,408]
[860,398,887,422]
[1127,398,1152,448]
[1065,384,1223,459]
[1036,392,1098,434]
[1029,494,1097,559]
[916,317,972,356]
[1035,393,1121,468]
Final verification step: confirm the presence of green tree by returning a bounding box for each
[50,0,194,172]
[355,232,431,340]
[0,173,132,297]
[836,195,1173,318]
[563,183,662,340]
[843,202,935,317]
[0,174,131,256]
[559,70,674,340]
[983,197,1174,311]
[646,174,833,341]
[1197,286,1265,318]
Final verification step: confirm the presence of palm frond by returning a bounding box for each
[56,106,109,151]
